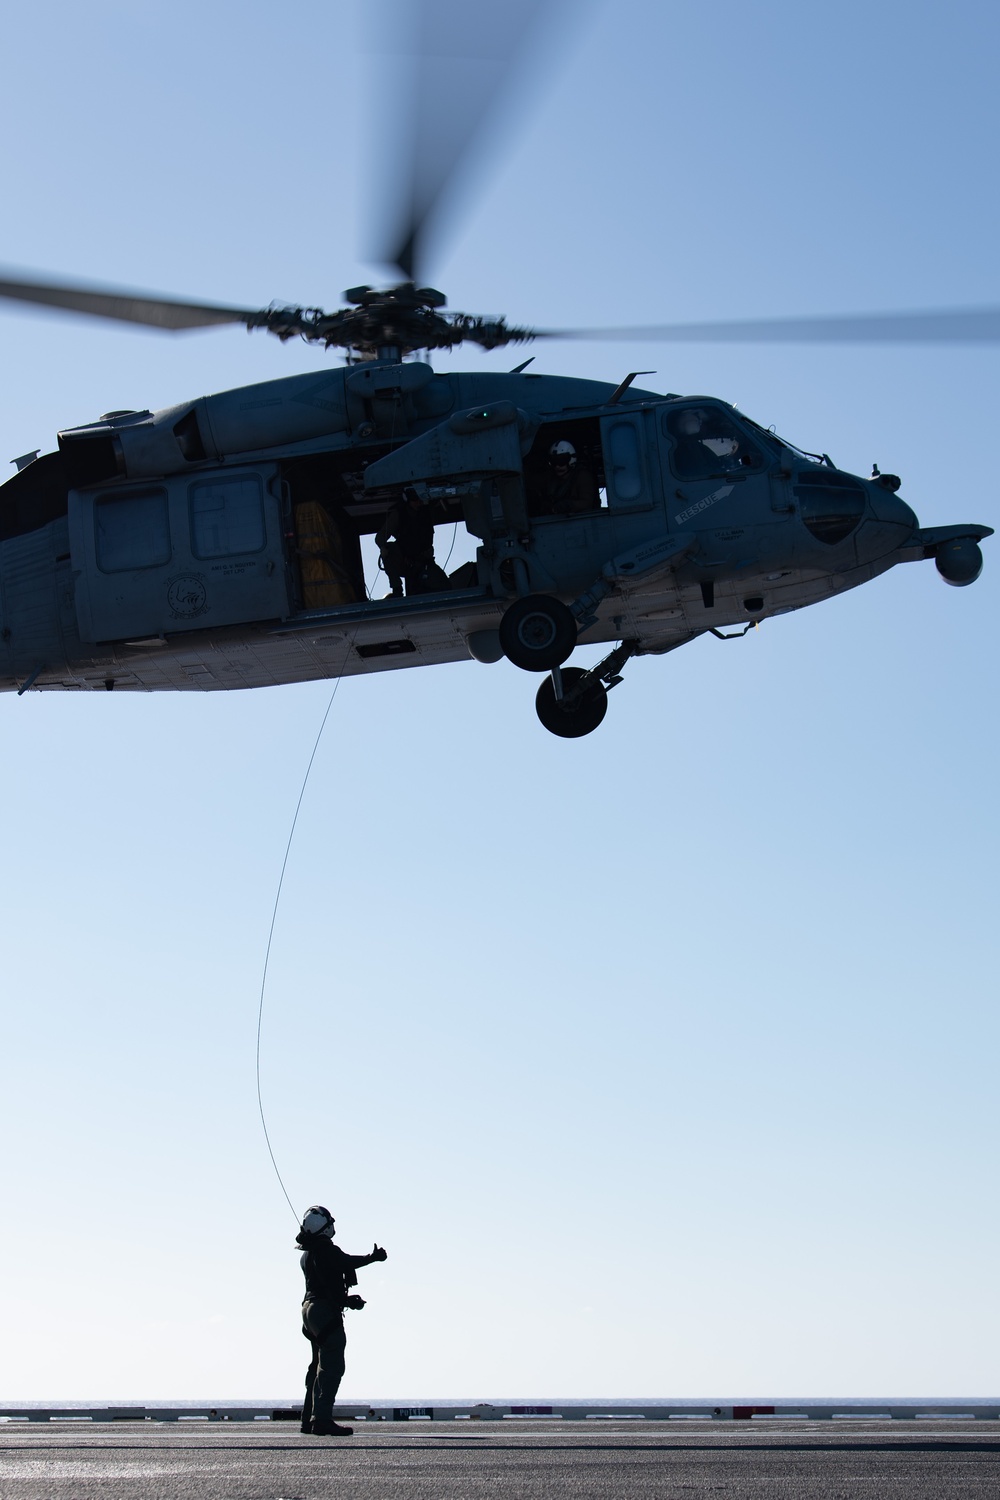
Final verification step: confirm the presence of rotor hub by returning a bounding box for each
[246,282,536,359]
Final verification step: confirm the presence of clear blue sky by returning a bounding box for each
[0,0,997,1402]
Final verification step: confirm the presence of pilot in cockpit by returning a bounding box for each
[670,407,760,479]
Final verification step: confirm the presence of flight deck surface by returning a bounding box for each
[2,1420,998,1500]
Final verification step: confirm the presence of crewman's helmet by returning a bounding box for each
[301,1205,335,1237]
[548,440,577,469]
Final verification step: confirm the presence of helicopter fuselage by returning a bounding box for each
[0,364,990,724]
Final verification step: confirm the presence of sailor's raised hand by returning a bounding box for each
[371,1242,388,1261]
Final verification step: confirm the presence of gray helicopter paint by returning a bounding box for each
[0,365,989,699]
[363,400,527,488]
[0,542,908,694]
[96,371,355,483]
[58,368,652,480]
[0,561,932,693]
[68,465,290,643]
[0,519,74,679]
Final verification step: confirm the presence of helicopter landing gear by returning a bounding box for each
[498,594,577,671]
[535,667,608,738]
[534,640,638,738]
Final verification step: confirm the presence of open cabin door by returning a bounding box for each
[69,464,291,642]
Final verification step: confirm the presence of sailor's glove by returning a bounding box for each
[371,1243,388,1261]
[345,1295,366,1311]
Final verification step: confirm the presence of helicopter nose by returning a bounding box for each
[870,484,918,535]
[855,482,918,563]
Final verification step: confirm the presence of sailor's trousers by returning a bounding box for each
[301,1299,347,1428]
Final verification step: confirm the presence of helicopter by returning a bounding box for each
[0,2,995,737]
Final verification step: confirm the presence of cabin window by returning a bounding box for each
[606,421,644,503]
[663,407,765,480]
[190,475,265,558]
[95,488,170,572]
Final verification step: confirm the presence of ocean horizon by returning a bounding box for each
[3,1396,998,1409]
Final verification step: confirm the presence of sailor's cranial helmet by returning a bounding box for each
[301,1205,335,1237]
[549,440,577,468]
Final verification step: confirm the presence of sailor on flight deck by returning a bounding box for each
[296,1205,387,1437]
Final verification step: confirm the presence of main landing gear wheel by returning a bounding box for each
[498,594,577,672]
[535,667,608,738]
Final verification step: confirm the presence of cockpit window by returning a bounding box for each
[663,407,765,480]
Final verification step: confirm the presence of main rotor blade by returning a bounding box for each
[537,308,1000,344]
[0,271,257,331]
[373,0,561,282]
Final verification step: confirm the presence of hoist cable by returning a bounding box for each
[254,667,351,1221]
[442,521,458,572]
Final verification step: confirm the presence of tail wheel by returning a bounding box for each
[535,668,608,738]
[499,594,577,672]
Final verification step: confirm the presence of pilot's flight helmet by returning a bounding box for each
[301,1205,335,1236]
[676,409,705,436]
[549,440,577,468]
